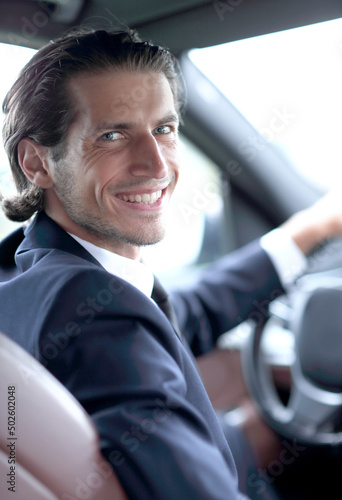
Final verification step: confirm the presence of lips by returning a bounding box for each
[117,190,163,205]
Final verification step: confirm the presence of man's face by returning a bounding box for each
[45,69,180,259]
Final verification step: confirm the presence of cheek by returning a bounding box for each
[171,150,181,183]
[162,141,181,168]
[83,150,124,193]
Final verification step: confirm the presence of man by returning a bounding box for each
[0,29,342,499]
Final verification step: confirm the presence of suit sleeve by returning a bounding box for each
[36,267,249,500]
[171,239,285,356]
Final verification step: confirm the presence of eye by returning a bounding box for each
[101,131,124,141]
[154,125,179,140]
[154,125,172,135]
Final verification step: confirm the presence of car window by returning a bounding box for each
[0,42,224,275]
[0,43,36,238]
[190,17,342,191]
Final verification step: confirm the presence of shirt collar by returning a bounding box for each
[68,234,154,298]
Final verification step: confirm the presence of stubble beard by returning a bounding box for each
[53,167,166,248]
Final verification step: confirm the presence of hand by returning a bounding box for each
[197,348,284,467]
[281,189,342,255]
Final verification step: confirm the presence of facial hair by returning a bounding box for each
[53,161,168,247]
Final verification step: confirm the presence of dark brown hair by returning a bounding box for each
[1,29,184,222]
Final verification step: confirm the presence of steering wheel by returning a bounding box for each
[242,278,342,446]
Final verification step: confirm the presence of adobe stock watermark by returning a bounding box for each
[238,106,296,162]
[15,274,124,386]
[235,287,284,329]
[79,5,132,33]
[5,3,125,51]
[37,275,125,369]
[280,235,336,286]
[61,459,114,500]
[5,1,57,49]
[247,438,307,495]
[178,159,242,224]
[108,73,164,121]
[107,398,179,468]
[306,234,340,272]
[213,0,245,21]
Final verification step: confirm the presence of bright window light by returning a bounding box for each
[0,43,36,172]
[190,18,342,190]
[0,43,36,236]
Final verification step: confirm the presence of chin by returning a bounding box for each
[124,226,166,247]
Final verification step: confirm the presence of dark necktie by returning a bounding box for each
[151,276,182,341]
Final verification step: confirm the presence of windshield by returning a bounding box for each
[190,17,342,191]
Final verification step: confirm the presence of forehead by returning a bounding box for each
[67,69,176,124]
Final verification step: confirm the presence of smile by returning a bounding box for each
[117,190,163,205]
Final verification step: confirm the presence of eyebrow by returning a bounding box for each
[159,113,179,126]
[91,113,179,136]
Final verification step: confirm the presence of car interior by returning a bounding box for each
[0,331,128,500]
[1,1,342,499]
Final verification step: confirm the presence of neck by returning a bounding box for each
[45,207,142,261]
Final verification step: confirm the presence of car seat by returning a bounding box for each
[0,331,127,500]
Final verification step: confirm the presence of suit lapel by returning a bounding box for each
[16,211,102,270]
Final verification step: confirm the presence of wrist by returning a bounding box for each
[281,210,327,255]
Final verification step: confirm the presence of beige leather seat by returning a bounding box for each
[0,332,128,500]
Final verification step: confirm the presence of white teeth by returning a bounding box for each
[118,190,162,204]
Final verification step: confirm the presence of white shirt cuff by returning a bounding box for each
[260,228,307,289]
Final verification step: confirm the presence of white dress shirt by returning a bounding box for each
[69,229,307,295]
[69,234,154,298]
[260,228,307,288]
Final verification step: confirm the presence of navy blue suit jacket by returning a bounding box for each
[0,212,283,499]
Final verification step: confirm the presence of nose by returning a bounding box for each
[129,134,168,179]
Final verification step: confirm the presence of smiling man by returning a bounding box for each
[16,49,180,260]
[2,28,342,500]
[1,29,253,499]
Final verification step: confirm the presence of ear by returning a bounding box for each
[17,138,54,189]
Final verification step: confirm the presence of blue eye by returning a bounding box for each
[154,125,171,135]
[101,131,123,141]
